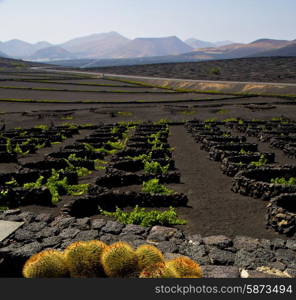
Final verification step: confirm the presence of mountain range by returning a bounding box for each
[0,32,295,66]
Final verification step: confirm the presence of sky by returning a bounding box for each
[0,0,295,44]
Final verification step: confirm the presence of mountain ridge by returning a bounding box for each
[0,32,296,66]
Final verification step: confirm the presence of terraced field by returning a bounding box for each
[0,68,296,279]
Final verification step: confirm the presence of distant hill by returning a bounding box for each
[108,36,193,58]
[0,39,53,58]
[0,50,9,58]
[222,38,292,58]
[33,41,53,51]
[214,40,234,47]
[173,38,293,61]
[185,39,234,49]
[249,41,296,57]
[185,38,216,49]
[0,39,34,57]
[29,46,76,61]
[2,33,296,65]
[61,32,130,58]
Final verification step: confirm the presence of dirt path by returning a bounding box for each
[169,125,284,239]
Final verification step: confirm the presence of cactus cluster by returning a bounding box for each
[22,240,202,278]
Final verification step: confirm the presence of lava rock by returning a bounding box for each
[157,241,179,253]
[75,218,90,230]
[35,227,60,239]
[275,249,296,266]
[14,229,35,242]
[41,236,63,248]
[100,234,120,245]
[179,242,209,265]
[234,249,256,269]
[233,236,260,252]
[18,211,36,223]
[271,238,287,250]
[147,226,178,242]
[50,217,76,229]
[286,240,296,251]
[187,234,203,245]
[24,222,47,233]
[90,219,107,230]
[203,235,233,250]
[35,213,53,223]
[121,224,147,236]
[59,228,80,239]
[118,233,144,243]
[13,242,43,259]
[202,265,240,278]
[267,261,287,272]
[74,230,99,241]
[101,221,125,234]
[208,248,235,265]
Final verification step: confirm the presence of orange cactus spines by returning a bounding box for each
[165,257,202,278]
[135,244,164,271]
[139,262,178,278]
[23,249,69,278]
[64,240,107,278]
[101,241,139,278]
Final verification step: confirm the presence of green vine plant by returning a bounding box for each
[63,158,92,177]
[143,161,170,175]
[83,143,117,155]
[34,124,49,130]
[23,169,90,205]
[101,206,186,227]
[5,178,18,187]
[270,177,296,185]
[239,148,252,155]
[142,179,174,195]
[5,138,30,155]
[249,155,268,167]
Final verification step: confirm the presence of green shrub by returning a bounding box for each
[154,119,168,125]
[117,111,133,117]
[34,124,49,130]
[14,143,30,155]
[23,176,44,189]
[5,138,12,153]
[208,67,221,75]
[217,109,229,115]
[270,177,296,185]
[223,118,238,123]
[5,178,18,187]
[142,179,174,195]
[83,143,117,155]
[144,161,169,175]
[23,169,89,204]
[250,155,268,167]
[101,206,186,227]
[239,148,251,155]
[106,141,124,151]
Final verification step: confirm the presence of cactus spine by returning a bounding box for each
[64,240,107,278]
[23,249,69,278]
[135,244,164,270]
[165,257,202,278]
[101,242,139,278]
[139,262,178,278]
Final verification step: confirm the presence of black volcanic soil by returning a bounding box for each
[88,57,296,83]
[0,69,296,239]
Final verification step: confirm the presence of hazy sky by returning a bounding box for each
[0,0,295,44]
